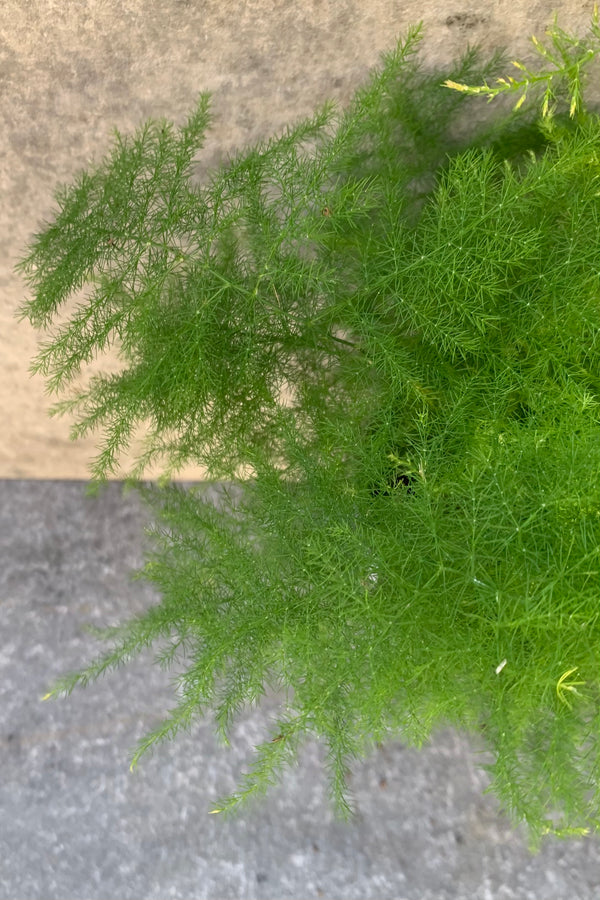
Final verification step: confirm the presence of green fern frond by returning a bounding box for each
[21,12,600,843]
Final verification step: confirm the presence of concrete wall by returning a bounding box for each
[3,0,596,478]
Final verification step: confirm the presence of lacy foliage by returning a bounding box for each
[18,16,600,844]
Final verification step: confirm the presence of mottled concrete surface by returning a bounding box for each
[1,480,600,899]
[3,0,599,477]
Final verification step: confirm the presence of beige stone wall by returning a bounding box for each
[2,0,595,478]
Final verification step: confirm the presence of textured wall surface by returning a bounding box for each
[3,0,598,477]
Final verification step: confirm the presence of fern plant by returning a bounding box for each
[16,11,600,845]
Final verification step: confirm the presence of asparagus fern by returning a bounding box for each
[17,12,600,845]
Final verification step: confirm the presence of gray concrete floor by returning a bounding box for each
[1,479,600,899]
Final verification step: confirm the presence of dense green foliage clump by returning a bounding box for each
[17,13,600,844]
